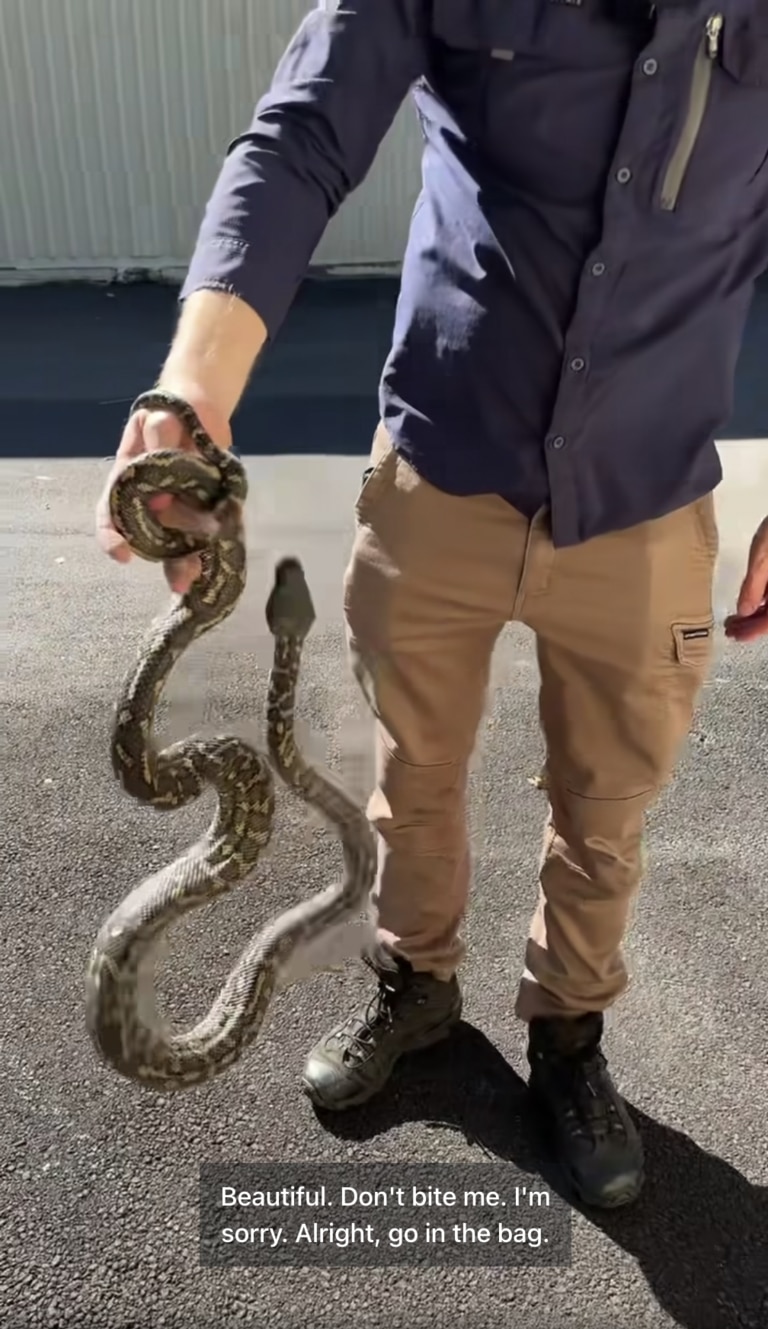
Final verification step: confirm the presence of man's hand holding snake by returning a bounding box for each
[95,387,233,593]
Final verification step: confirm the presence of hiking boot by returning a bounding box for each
[301,955,462,1111]
[527,1012,644,1209]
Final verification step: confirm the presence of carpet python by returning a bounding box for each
[84,390,377,1092]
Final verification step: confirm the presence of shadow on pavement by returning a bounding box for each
[314,1022,768,1329]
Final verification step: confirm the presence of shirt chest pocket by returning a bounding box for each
[428,0,651,201]
[430,0,539,56]
[657,13,768,222]
[428,0,541,147]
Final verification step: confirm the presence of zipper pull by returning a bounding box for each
[706,13,723,59]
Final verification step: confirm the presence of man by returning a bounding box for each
[97,0,768,1209]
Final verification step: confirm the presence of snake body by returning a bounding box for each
[84,391,377,1092]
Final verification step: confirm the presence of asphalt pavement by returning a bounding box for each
[1,279,767,1329]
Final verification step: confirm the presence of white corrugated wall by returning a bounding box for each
[0,0,422,283]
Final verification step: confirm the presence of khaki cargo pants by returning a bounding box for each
[343,424,719,1020]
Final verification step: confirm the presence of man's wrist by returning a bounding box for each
[158,288,269,427]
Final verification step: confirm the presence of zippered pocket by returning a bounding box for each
[660,13,723,211]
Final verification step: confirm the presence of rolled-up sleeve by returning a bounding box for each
[181,0,428,338]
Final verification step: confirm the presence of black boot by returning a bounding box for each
[527,1012,644,1209]
[301,954,462,1111]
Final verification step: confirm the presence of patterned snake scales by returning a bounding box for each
[84,390,378,1093]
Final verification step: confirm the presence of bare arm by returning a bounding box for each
[157,290,267,425]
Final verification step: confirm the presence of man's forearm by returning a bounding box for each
[158,289,268,425]
[156,5,424,431]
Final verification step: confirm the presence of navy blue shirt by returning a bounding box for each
[181,0,768,545]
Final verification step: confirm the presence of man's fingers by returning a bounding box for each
[724,605,768,642]
[98,410,206,561]
[140,416,222,535]
[736,545,766,615]
[96,465,133,561]
[164,554,202,595]
[151,497,222,536]
[98,399,233,583]
[736,517,768,617]
[736,569,768,618]
[100,527,134,563]
[142,411,187,455]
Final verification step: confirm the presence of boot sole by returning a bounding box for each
[301,1000,463,1112]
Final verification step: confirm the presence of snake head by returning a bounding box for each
[265,558,316,639]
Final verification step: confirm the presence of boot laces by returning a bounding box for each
[337,960,406,1064]
[560,1048,625,1141]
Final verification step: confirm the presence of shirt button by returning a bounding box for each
[591,261,606,276]
[569,357,585,372]
[551,435,566,450]
[642,57,658,75]
[616,167,632,184]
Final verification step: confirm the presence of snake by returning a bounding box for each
[84,389,378,1093]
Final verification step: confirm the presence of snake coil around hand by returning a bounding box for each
[84,390,378,1093]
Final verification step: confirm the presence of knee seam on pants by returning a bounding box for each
[378,742,468,772]
[560,785,655,804]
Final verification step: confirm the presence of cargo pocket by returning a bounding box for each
[671,617,715,671]
[660,616,716,765]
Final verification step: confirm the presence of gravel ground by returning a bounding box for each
[1,283,766,1329]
